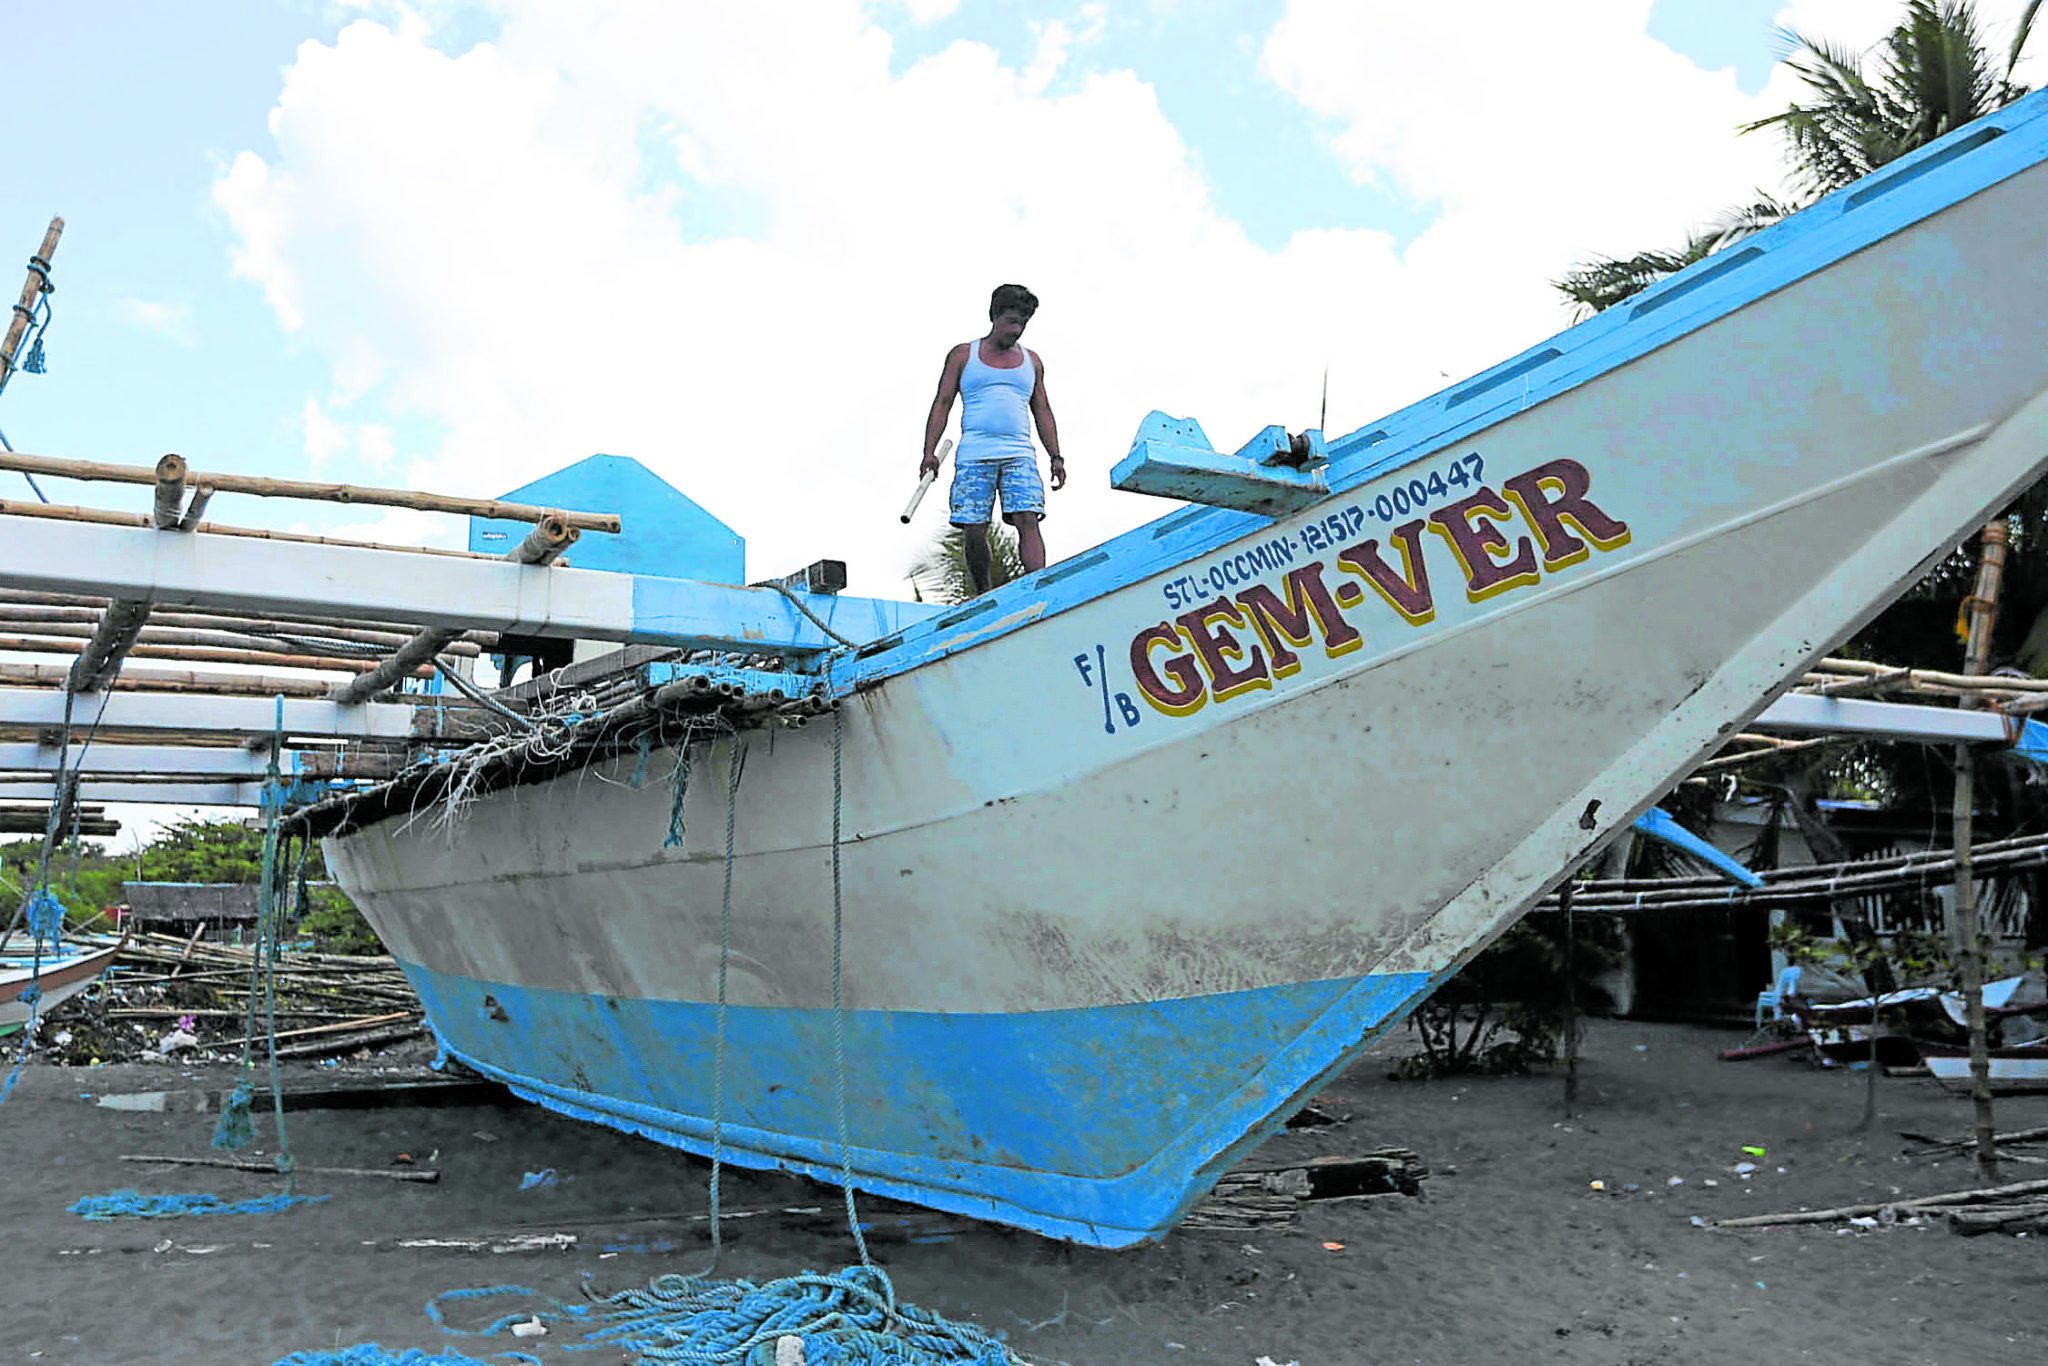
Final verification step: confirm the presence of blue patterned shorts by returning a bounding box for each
[950,456,1045,525]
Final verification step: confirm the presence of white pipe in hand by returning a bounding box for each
[902,438,952,524]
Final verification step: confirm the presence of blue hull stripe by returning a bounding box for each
[403,962,1431,1246]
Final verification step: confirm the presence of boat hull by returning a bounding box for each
[1,943,120,1030]
[330,139,2048,1245]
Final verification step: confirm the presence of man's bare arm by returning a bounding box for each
[1029,351,1065,490]
[922,345,969,475]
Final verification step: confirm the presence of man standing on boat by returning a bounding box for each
[921,283,1065,595]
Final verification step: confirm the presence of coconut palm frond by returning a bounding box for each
[1553,245,1705,320]
[1702,192,1803,251]
[2008,0,2042,97]
[906,523,1027,605]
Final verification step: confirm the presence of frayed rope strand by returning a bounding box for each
[70,1189,328,1220]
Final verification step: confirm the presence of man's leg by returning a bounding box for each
[997,457,1048,575]
[1013,513,1046,573]
[950,461,1000,596]
[962,523,993,596]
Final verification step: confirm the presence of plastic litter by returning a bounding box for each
[509,1318,547,1339]
[1667,1176,1684,1186]
[1741,1145,1767,1158]
[517,1169,557,1190]
[776,1337,807,1366]
[1734,1162,1757,1175]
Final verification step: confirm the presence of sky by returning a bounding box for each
[1,0,2043,844]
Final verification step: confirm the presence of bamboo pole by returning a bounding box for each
[151,454,187,529]
[1714,1177,2048,1228]
[330,512,574,705]
[120,1153,440,1184]
[0,217,61,392]
[1807,657,2048,693]
[68,598,152,694]
[1688,737,1838,775]
[0,614,485,658]
[0,589,501,643]
[0,621,414,663]
[0,449,620,532]
[0,606,487,655]
[1955,520,2007,1180]
[0,635,432,676]
[0,498,541,561]
[1561,876,1579,1115]
[177,485,213,530]
[0,661,330,697]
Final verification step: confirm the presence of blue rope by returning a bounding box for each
[664,741,695,848]
[704,733,745,1273]
[579,1264,1014,1364]
[411,1267,1013,1365]
[214,698,300,1186]
[275,1347,537,1366]
[21,888,64,944]
[69,1190,328,1220]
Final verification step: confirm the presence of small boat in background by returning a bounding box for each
[0,936,123,1032]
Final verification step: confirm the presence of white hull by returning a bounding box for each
[1,942,121,1029]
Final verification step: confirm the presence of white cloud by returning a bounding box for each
[117,298,195,346]
[301,396,350,468]
[212,0,2045,601]
[897,0,959,24]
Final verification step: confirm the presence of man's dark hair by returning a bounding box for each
[989,283,1038,320]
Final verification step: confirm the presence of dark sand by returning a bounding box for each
[5,1019,2043,1365]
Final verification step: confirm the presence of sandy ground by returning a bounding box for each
[4,1018,2043,1366]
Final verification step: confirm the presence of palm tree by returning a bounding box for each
[1746,0,2039,198]
[1554,1,2039,318]
[907,523,1027,605]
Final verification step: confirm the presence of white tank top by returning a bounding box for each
[957,338,1036,462]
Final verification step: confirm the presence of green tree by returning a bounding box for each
[1555,1,2039,318]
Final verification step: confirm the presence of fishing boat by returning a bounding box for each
[312,92,2048,1247]
[1,936,122,1032]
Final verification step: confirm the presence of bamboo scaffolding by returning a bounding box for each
[331,513,575,705]
[0,635,432,677]
[0,498,538,561]
[0,617,485,661]
[0,607,490,655]
[0,449,621,532]
[1536,830,2048,912]
[0,590,497,645]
